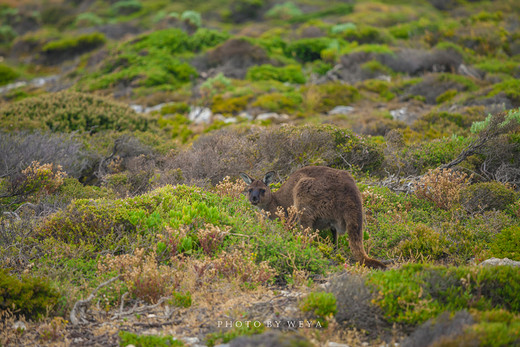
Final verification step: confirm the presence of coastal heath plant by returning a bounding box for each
[414,168,470,210]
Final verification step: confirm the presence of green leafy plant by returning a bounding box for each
[300,292,337,327]
[0,269,62,321]
[119,331,184,347]
[489,225,520,261]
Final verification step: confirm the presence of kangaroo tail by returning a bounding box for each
[347,219,387,270]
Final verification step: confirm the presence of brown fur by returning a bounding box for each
[240,166,386,269]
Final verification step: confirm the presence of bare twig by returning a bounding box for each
[111,296,171,320]
[70,275,121,326]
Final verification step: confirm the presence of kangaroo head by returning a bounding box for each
[239,171,275,208]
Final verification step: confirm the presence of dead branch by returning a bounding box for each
[70,275,121,326]
[111,296,171,320]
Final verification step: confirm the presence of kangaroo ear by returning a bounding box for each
[239,172,253,185]
[263,171,275,185]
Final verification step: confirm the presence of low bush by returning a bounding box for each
[265,2,303,20]
[227,0,265,23]
[415,168,470,211]
[460,182,518,214]
[489,225,520,261]
[111,0,143,15]
[41,33,106,62]
[0,269,62,320]
[0,131,94,180]
[299,292,337,327]
[246,64,305,84]
[119,331,184,347]
[37,184,328,281]
[0,63,19,85]
[251,92,302,113]
[0,91,150,133]
[283,37,332,62]
[0,25,17,44]
[367,264,520,325]
[301,82,360,113]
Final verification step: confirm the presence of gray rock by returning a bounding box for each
[189,106,213,124]
[12,321,26,332]
[481,257,520,267]
[130,104,145,113]
[329,106,354,115]
[229,331,311,347]
[256,113,289,122]
[238,111,254,121]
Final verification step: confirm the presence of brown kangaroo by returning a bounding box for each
[240,166,386,269]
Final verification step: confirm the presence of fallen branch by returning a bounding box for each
[70,275,121,326]
[111,296,171,320]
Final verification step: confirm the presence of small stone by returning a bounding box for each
[224,117,238,124]
[481,257,520,267]
[327,342,350,347]
[188,106,212,124]
[183,337,200,345]
[328,106,354,115]
[12,321,26,332]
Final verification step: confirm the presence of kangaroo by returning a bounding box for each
[240,166,386,269]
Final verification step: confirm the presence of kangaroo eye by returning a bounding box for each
[248,188,253,193]
[260,189,266,194]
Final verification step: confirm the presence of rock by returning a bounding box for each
[327,342,350,347]
[480,257,520,267]
[12,321,26,332]
[130,104,145,113]
[224,117,238,124]
[390,107,408,121]
[188,107,212,124]
[256,113,289,122]
[328,106,354,115]
[238,111,253,121]
[229,331,312,347]
[182,337,200,345]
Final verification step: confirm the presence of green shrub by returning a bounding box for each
[342,26,391,44]
[397,224,450,261]
[299,292,337,327]
[489,225,520,261]
[170,291,192,308]
[227,0,265,23]
[42,32,106,56]
[0,63,19,86]
[36,185,329,279]
[119,331,184,347]
[358,79,395,101]
[181,10,202,29]
[301,82,361,113]
[288,4,353,24]
[367,264,520,325]
[75,12,104,27]
[460,182,519,213]
[212,95,250,115]
[189,28,230,52]
[0,91,150,133]
[435,89,458,104]
[246,64,305,84]
[251,92,302,113]
[82,28,226,92]
[284,37,332,62]
[488,79,520,105]
[0,25,16,43]
[0,269,62,320]
[265,2,302,20]
[111,0,143,15]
